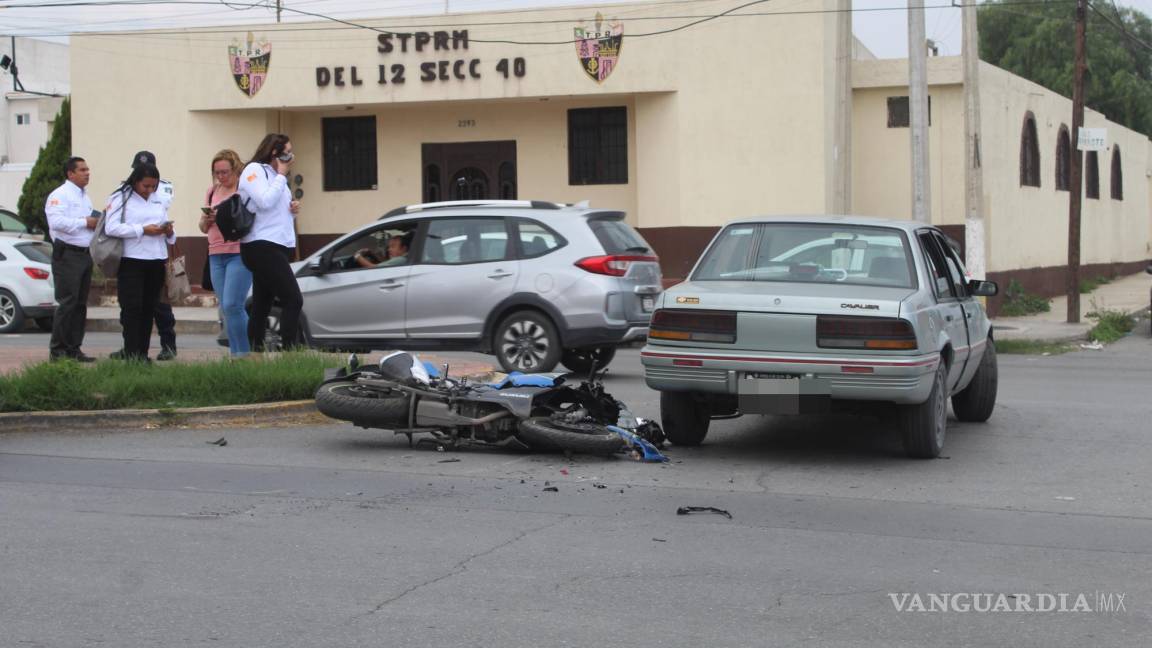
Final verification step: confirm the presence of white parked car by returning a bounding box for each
[0,238,57,333]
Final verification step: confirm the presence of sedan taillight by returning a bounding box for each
[650,308,737,343]
[23,267,49,280]
[575,255,659,277]
[817,315,918,350]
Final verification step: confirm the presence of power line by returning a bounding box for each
[1090,0,1152,52]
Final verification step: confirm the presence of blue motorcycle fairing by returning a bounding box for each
[487,372,565,389]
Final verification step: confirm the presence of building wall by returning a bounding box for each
[70,0,841,241]
[0,38,70,210]
[976,62,1150,273]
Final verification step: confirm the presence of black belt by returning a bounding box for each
[55,241,89,253]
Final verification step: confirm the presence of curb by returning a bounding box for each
[0,400,324,434]
[991,306,1150,344]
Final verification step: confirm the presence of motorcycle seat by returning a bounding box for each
[487,372,565,389]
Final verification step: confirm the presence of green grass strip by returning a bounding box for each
[995,339,1076,355]
[0,353,343,413]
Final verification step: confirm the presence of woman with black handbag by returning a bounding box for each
[200,149,253,359]
[104,163,175,361]
[238,134,302,351]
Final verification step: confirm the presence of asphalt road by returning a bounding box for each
[2,330,1151,647]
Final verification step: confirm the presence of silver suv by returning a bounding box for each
[286,200,662,373]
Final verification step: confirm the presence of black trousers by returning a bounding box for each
[119,301,176,351]
[116,258,167,360]
[49,241,93,358]
[240,241,303,351]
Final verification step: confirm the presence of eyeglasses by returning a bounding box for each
[276,151,295,162]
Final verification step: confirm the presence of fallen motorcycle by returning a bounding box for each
[315,352,664,455]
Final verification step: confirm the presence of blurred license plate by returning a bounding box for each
[641,296,655,312]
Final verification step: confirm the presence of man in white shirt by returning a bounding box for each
[45,156,98,362]
[112,151,179,360]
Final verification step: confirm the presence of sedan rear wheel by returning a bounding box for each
[660,391,710,446]
[899,360,948,459]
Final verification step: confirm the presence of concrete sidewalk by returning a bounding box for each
[991,270,1150,342]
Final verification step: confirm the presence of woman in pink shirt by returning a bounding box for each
[199,149,253,358]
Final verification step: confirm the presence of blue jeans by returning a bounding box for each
[209,253,253,357]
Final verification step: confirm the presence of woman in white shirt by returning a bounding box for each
[104,163,176,361]
[238,133,303,351]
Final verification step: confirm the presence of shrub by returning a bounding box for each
[1086,308,1135,343]
[999,279,1051,317]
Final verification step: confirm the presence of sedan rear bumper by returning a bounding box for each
[640,346,940,405]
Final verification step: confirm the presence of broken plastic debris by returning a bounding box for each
[1054,496,1076,501]
[1079,342,1104,350]
[543,486,559,492]
[206,437,227,446]
[676,506,732,519]
[593,483,607,489]
[608,425,669,462]
[437,458,461,463]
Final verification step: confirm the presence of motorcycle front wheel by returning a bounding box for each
[517,417,625,456]
[314,380,412,427]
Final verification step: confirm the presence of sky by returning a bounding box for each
[1,0,1151,58]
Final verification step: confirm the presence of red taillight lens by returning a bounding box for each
[817,316,917,350]
[575,255,659,277]
[23,267,50,280]
[650,309,737,343]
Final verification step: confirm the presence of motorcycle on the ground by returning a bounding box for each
[314,352,664,455]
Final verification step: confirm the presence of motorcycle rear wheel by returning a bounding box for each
[517,417,625,456]
[315,381,412,427]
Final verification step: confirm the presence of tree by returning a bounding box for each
[16,97,71,236]
[979,0,1152,136]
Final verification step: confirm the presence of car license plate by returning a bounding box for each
[641,295,655,312]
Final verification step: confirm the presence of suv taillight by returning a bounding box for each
[575,255,658,277]
[650,309,736,343]
[817,316,917,350]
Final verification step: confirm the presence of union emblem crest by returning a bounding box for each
[575,13,623,84]
[228,32,271,98]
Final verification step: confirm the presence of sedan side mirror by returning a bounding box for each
[1145,264,1151,275]
[306,256,329,276]
[968,279,998,297]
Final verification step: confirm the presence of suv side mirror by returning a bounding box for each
[968,279,998,297]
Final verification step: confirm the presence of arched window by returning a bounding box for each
[1085,151,1099,199]
[1110,146,1123,200]
[1055,125,1070,191]
[1020,112,1040,187]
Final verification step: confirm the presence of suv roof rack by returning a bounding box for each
[379,199,571,219]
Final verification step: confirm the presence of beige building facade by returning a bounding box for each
[67,0,1151,311]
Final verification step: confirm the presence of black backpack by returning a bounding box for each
[215,193,256,241]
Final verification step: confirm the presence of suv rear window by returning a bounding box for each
[587,215,652,254]
[692,223,915,288]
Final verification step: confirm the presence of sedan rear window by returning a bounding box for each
[692,223,916,288]
[15,241,52,264]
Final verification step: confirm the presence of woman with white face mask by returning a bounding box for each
[238,133,303,351]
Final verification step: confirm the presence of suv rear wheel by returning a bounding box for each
[493,310,561,373]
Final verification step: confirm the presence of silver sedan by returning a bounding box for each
[641,216,999,458]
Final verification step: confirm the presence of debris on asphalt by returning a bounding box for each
[593,483,607,489]
[206,437,227,446]
[560,468,569,475]
[676,506,732,519]
[1079,341,1104,351]
[543,486,559,492]
[608,425,669,462]
[652,538,667,543]
[1054,496,1077,501]
[437,458,461,463]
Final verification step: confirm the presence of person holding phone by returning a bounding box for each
[238,133,303,351]
[199,149,252,359]
[104,162,176,361]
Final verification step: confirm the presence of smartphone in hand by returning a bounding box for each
[200,206,212,215]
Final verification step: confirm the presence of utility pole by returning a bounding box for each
[908,0,931,223]
[831,0,852,214]
[276,0,282,23]
[962,0,985,280]
[1067,0,1087,323]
